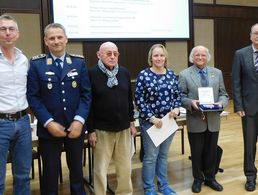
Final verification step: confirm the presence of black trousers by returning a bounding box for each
[242,113,258,180]
[39,135,85,195]
[188,130,219,181]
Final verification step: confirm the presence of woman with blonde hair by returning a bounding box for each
[135,44,181,195]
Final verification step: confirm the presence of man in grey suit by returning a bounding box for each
[232,23,258,192]
[179,45,228,193]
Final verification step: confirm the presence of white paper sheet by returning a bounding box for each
[198,87,214,104]
[147,113,179,147]
[131,136,135,158]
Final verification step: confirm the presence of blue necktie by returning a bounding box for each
[55,58,63,74]
[199,70,208,87]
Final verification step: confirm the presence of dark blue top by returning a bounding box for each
[27,53,92,139]
[135,67,181,121]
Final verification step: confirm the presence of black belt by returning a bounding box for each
[0,110,27,121]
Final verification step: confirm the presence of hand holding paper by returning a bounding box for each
[147,113,179,147]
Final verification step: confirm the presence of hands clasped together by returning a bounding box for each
[46,120,83,139]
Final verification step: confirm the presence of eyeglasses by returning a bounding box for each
[0,26,18,33]
[104,51,120,57]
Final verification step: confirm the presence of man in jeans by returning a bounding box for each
[0,14,32,194]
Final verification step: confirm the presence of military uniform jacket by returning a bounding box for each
[27,53,92,139]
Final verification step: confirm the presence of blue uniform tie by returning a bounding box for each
[55,58,63,74]
[199,70,208,87]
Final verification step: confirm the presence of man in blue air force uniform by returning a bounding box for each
[27,23,91,195]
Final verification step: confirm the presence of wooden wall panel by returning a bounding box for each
[0,0,40,11]
[10,13,42,59]
[194,19,214,66]
[215,19,257,97]
[194,0,213,4]
[193,3,258,19]
[216,0,258,7]
[166,41,188,74]
[193,4,258,97]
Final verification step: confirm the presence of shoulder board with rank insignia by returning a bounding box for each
[31,54,46,61]
[69,53,85,59]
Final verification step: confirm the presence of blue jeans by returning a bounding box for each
[140,120,174,192]
[0,115,32,195]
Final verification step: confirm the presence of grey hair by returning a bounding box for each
[0,14,19,31]
[44,23,67,37]
[189,45,211,63]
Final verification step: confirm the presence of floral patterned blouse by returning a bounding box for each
[135,67,182,121]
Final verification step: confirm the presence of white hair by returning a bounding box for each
[189,45,211,63]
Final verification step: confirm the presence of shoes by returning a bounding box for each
[158,186,177,195]
[204,179,223,191]
[145,190,157,195]
[192,180,202,193]
[245,179,256,191]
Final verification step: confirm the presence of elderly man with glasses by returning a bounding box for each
[88,41,137,195]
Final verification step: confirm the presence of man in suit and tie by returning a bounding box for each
[179,45,228,193]
[232,23,258,192]
[27,23,91,195]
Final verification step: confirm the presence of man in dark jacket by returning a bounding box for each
[27,23,91,195]
[232,23,258,192]
[88,41,137,195]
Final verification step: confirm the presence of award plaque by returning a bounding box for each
[198,87,224,112]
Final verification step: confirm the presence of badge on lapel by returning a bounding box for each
[66,57,72,64]
[47,58,52,65]
[72,81,77,88]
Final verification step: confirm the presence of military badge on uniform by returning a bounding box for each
[45,71,55,75]
[47,83,52,90]
[66,57,72,64]
[67,69,78,77]
[47,58,52,65]
[69,53,84,58]
[72,81,77,88]
[31,54,46,61]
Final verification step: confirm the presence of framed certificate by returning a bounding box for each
[198,87,223,112]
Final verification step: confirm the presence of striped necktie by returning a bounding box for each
[255,51,258,73]
[199,70,208,87]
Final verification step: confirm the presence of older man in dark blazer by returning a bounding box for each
[232,23,258,192]
[179,45,228,193]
